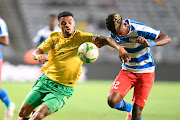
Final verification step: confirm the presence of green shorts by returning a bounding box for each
[25,74,74,114]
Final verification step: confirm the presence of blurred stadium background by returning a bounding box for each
[1,0,180,80]
[0,0,180,120]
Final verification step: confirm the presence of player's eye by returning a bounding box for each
[61,22,66,25]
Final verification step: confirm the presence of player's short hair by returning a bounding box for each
[105,13,122,33]
[58,11,73,20]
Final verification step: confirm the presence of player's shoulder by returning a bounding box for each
[128,19,147,26]
[49,32,61,43]
[75,30,94,37]
[0,17,5,23]
[0,17,7,26]
[50,32,61,38]
[128,19,151,31]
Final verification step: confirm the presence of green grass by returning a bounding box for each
[0,81,180,120]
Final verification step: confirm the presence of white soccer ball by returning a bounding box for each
[78,42,99,63]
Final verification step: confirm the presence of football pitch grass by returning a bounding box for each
[0,81,179,120]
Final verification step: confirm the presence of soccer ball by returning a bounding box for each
[78,42,99,63]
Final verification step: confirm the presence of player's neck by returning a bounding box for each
[62,32,74,38]
[126,24,131,36]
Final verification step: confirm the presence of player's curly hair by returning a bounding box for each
[58,11,73,20]
[105,13,122,33]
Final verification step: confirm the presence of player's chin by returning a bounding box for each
[122,34,127,37]
[65,30,72,34]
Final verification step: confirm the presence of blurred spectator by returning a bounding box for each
[24,14,61,65]
[32,14,61,47]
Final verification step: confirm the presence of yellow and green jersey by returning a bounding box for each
[38,30,95,87]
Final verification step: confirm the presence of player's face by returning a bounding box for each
[114,21,130,38]
[49,17,57,27]
[58,16,75,36]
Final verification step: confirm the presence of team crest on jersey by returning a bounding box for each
[72,43,76,47]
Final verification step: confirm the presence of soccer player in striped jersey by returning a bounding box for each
[0,16,15,120]
[105,14,171,120]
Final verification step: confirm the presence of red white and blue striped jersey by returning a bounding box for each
[110,19,160,73]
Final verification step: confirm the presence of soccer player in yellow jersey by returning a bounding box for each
[18,11,131,120]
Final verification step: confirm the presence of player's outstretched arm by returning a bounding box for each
[93,36,131,63]
[136,32,171,47]
[0,36,9,45]
[32,48,48,64]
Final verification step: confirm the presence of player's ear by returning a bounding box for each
[124,21,128,27]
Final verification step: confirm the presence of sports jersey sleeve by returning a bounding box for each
[38,37,54,54]
[136,25,160,40]
[0,18,9,37]
[110,32,120,42]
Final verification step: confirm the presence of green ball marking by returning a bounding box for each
[78,52,84,56]
[90,46,94,50]
[86,43,90,54]
[78,42,98,63]
[83,55,97,63]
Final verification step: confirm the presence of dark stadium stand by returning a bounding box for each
[15,0,180,63]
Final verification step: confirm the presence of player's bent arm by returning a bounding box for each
[32,48,48,64]
[94,36,131,63]
[136,32,171,47]
[104,37,131,63]
[0,36,9,45]
[93,36,120,49]
[154,32,171,46]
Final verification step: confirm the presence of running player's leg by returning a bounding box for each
[30,97,59,120]
[0,59,15,120]
[0,59,11,107]
[18,102,35,119]
[18,88,46,119]
[30,86,73,120]
[131,103,143,120]
[108,70,134,113]
[0,88,11,108]
[29,104,51,120]
[19,77,46,119]
[131,72,155,120]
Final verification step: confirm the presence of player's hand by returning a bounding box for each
[118,47,131,63]
[92,36,108,48]
[35,54,48,64]
[135,36,150,47]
